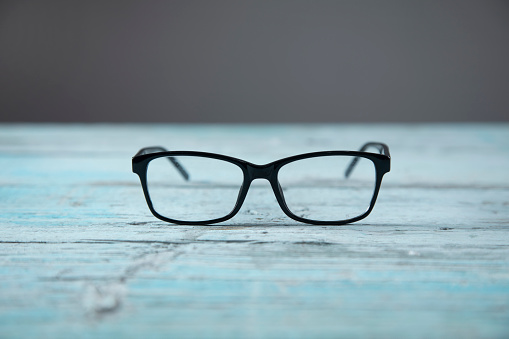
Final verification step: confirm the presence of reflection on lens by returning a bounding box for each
[147,156,244,222]
[278,155,376,221]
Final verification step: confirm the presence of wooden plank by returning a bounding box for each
[0,123,508,338]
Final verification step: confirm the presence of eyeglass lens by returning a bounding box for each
[146,156,244,222]
[278,156,376,221]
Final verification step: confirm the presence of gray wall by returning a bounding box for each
[1,1,508,122]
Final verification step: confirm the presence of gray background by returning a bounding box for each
[1,1,508,123]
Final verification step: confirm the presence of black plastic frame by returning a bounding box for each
[132,142,391,225]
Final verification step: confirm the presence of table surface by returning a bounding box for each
[1,123,508,338]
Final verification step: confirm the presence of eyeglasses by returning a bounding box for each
[132,142,391,225]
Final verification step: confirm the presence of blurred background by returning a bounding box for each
[0,1,508,123]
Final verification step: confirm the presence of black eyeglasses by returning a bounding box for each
[132,142,391,225]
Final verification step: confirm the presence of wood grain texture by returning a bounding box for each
[0,123,508,338]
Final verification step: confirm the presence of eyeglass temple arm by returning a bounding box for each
[134,146,190,181]
[344,142,391,178]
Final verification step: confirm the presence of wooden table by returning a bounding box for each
[1,124,508,338]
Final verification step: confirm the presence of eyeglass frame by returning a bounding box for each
[132,142,391,225]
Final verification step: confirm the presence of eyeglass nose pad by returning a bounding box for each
[277,182,283,195]
[276,181,285,198]
[274,181,291,211]
[236,182,246,201]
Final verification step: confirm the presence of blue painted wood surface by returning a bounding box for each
[0,124,508,338]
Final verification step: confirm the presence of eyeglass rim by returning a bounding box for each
[132,149,390,225]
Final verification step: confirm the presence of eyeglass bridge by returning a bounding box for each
[247,164,276,181]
